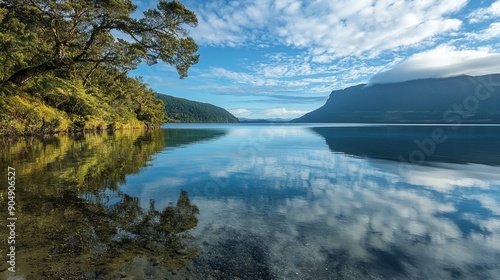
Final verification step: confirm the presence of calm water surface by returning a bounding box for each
[2,124,500,279]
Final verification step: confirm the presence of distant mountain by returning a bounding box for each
[157,94,239,123]
[239,118,291,123]
[292,74,500,124]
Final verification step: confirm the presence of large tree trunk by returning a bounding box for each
[5,63,59,86]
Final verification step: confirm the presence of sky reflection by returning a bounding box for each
[121,125,500,279]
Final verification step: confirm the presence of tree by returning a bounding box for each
[0,0,199,86]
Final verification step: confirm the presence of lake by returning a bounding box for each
[2,124,500,279]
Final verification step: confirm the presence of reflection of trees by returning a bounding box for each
[163,128,227,148]
[17,189,199,279]
[0,129,201,279]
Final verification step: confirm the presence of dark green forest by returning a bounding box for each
[0,0,199,136]
[158,94,239,123]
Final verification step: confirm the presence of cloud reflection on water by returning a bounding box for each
[125,125,500,279]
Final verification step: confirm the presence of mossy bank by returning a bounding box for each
[0,76,164,136]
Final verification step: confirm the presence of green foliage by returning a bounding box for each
[158,94,239,123]
[1,0,199,85]
[0,74,165,135]
[0,91,72,135]
[0,0,201,136]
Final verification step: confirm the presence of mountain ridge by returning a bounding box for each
[157,94,239,123]
[292,74,500,124]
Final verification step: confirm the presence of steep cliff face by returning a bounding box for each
[293,74,500,124]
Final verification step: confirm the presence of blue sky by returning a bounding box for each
[130,0,500,119]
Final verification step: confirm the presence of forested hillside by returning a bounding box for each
[0,0,199,136]
[158,94,239,123]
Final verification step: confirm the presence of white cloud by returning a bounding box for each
[209,67,275,86]
[264,107,309,117]
[199,50,391,97]
[484,21,500,37]
[469,22,500,41]
[255,56,331,80]
[203,62,327,94]
[187,0,271,47]
[188,0,467,60]
[229,108,252,117]
[369,45,500,84]
[135,1,500,114]
[229,107,309,119]
[468,0,500,23]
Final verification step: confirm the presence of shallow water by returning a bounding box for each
[2,124,500,279]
